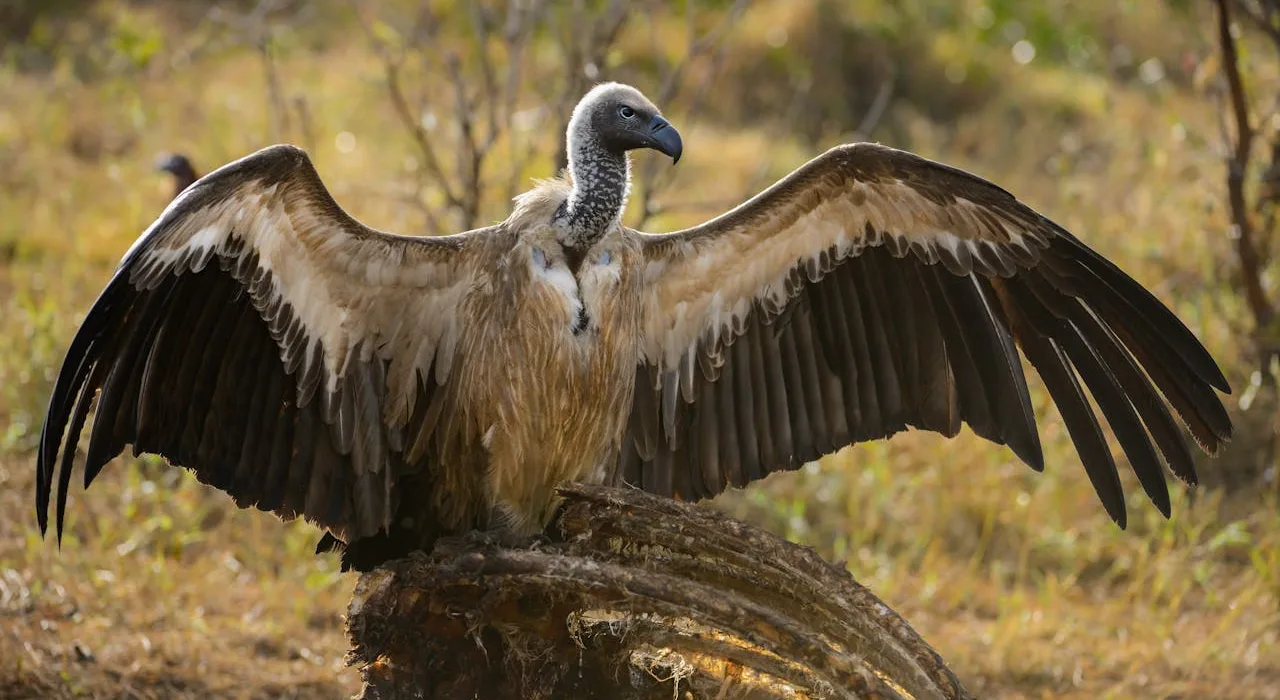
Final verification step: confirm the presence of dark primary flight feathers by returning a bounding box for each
[37,82,1231,570]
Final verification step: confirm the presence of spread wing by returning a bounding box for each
[37,144,488,545]
[625,143,1232,526]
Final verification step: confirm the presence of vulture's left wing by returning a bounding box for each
[627,143,1231,526]
[37,145,487,546]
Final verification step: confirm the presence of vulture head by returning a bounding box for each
[567,82,683,165]
[560,83,682,247]
[154,152,198,199]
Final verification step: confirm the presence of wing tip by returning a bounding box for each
[54,509,66,548]
[1190,420,1232,457]
[1067,238,1234,398]
[1174,466,1200,487]
[1153,493,1173,520]
[35,505,49,538]
[1098,475,1128,531]
[36,389,74,548]
[1136,466,1173,520]
[1011,441,1045,473]
[1209,368,1232,395]
[1109,505,1128,530]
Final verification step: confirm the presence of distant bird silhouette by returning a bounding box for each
[155,153,199,199]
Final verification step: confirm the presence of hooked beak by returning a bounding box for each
[647,115,683,164]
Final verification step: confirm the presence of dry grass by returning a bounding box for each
[2,1,1279,698]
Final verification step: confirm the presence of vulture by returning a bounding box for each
[155,152,199,199]
[37,83,1233,572]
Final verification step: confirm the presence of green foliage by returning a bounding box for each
[0,290,71,452]
[971,1,1101,67]
[105,10,165,71]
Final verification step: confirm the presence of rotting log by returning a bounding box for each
[345,483,972,700]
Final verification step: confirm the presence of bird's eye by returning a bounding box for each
[618,105,636,119]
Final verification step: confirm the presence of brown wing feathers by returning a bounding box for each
[43,262,338,540]
[629,146,1231,525]
[625,247,1051,503]
[36,146,471,551]
[1044,237,1232,450]
[40,246,454,544]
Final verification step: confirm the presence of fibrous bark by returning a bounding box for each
[345,483,971,700]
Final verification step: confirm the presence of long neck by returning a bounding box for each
[561,134,629,248]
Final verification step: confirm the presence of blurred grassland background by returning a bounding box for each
[1,0,1279,698]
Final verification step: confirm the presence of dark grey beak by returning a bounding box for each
[647,115,682,164]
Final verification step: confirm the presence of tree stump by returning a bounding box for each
[345,484,971,700]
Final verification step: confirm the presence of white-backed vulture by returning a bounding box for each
[37,83,1232,571]
[155,152,199,200]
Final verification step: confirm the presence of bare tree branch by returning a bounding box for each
[551,0,632,173]
[632,0,751,228]
[1234,0,1280,47]
[446,53,483,229]
[354,1,569,232]
[1215,0,1276,332]
[467,4,501,151]
[206,0,312,145]
[852,72,896,142]
[351,1,764,234]
[353,5,463,233]
[292,94,316,155]
[501,1,547,204]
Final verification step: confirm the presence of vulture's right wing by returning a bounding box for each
[38,145,487,546]
[628,143,1232,526]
